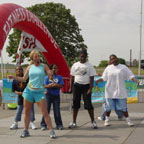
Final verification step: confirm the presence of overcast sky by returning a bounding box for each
[0,0,143,66]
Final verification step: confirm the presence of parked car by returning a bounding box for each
[141,60,144,68]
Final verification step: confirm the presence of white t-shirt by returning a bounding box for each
[70,61,96,84]
[102,64,135,99]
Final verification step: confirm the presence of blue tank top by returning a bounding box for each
[28,64,46,89]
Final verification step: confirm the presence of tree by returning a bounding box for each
[98,58,126,67]
[6,2,87,66]
[118,58,126,65]
[98,60,108,67]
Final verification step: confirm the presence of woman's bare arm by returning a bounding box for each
[8,66,30,82]
[44,64,53,77]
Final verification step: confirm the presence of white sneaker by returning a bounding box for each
[30,122,36,130]
[41,126,47,131]
[68,122,77,128]
[104,119,110,126]
[127,120,134,127]
[50,130,56,139]
[97,116,103,121]
[20,129,30,138]
[92,121,98,129]
[10,122,18,129]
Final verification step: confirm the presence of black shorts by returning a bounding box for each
[72,83,93,110]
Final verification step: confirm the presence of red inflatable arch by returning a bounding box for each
[0,3,70,92]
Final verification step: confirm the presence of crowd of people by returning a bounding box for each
[0,49,138,139]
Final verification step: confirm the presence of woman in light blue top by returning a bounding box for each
[8,50,56,138]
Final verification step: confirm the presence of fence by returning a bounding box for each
[60,77,72,111]
[1,76,144,111]
[60,76,144,110]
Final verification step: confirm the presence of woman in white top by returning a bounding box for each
[96,54,139,127]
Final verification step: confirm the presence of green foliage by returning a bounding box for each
[98,57,126,67]
[6,2,87,66]
[98,60,108,67]
[118,58,126,65]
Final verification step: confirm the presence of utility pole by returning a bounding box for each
[138,0,143,76]
[130,49,132,67]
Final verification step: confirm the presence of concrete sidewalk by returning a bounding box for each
[0,103,144,144]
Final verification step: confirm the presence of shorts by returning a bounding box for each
[72,83,93,110]
[105,98,127,112]
[23,86,45,103]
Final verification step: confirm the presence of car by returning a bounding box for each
[141,60,144,68]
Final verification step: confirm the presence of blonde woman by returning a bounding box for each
[8,50,56,138]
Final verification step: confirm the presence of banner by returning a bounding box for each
[16,31,47,65]
[92,76,138,104]
[2,79,18,103]
[2,77,138,104]
[0,3,70,80]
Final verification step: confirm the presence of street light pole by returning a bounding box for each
[138,0,143,76]
[130,49,132,67]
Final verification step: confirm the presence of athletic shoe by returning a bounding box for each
[57,125,63,130]
[68,122,77,128]
[50,130,56,138]
[118,117,124,121]
[10,122,18,129]
[97,116,104,121]
[30,122,36,130]
[20,130,30,138]
[104,119,110,126]
[41,126,47,131]
[127,120,134,127]
[92,121,98,129]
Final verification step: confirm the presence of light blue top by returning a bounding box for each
[28,64,46,89]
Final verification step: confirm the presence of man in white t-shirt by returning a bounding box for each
[68,49,97,129]
[96,54,139,127]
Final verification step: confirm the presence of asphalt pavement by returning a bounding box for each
[0,101,144,144]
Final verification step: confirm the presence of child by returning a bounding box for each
[10,66,36,130]
[40,64,64,130]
